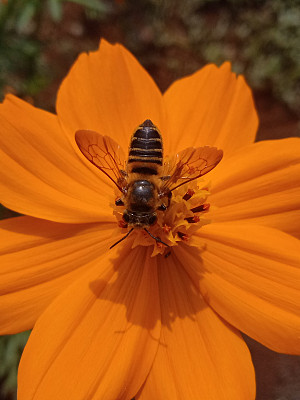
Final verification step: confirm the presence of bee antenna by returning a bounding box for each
[144,228,170,247]
[110,228,134,249]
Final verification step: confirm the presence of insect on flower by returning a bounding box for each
[75,119,223,249]
[1,40,300,400]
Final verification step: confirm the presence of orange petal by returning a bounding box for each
[18,246,161,400]
[164,62,258,156]
[57,39,165,152]
[0,95,114,223]
[210,138,300,238]
[178,223,300,354]
[137,253,255,400]
[0,216,116,334]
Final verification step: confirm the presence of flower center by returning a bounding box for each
[112,179,211,256]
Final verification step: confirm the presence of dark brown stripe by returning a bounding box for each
[131,167,158,175]
[134,127,161,139]
[131,138,162,150]
[129,149,162,158]
[128,158,162,165]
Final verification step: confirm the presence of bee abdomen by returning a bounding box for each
[129,119,163,166]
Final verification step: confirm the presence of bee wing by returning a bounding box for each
[75,129,127,191]
[161,146,223,194]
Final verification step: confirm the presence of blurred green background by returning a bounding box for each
[0,0,299,399]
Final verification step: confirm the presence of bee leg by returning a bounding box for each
[164,251,171,258]
[157,203,167,211]
[144,228,170,248]
[158,190,172,207]
[115,198,124,206]
[110,227,134,249]
[118,220,128,228]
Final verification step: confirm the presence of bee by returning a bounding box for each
[75,119,223,248]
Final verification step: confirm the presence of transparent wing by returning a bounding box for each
[75,129,127,191]
[161,146,223,194]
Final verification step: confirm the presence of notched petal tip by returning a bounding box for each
[164,60,258,156]
[57,37,164,153]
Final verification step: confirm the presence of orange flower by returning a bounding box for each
[0,40,299,400]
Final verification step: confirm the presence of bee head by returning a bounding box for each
[122,210,157,227]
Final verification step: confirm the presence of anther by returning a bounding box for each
[118,220,128,228]
[177,232,188,241]
[183,189,195,201]
[191,203,210,213]
[158,203,167,211]
[115,198,124,206]
[185,216,200,224]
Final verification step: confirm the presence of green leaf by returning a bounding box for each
[0,331,30,398]
[68,0,111,13]
[16,1,37,33]
[48,0,63,22]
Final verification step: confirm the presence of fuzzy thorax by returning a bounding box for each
[112,179,211,257]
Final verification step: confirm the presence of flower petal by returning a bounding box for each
[0,216,116,334]
[178,223,300,353]
[0,95,114,223]
[210,138,300,238]
[57,39,165,152]
[137,253,255,400]
[164,62,258,156]
[18,245,161,400]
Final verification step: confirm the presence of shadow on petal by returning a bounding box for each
[89,240,208,329]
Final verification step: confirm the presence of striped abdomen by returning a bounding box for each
[128,120,163,173]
